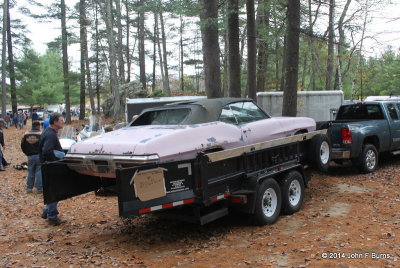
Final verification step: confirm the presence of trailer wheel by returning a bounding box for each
[309,134,331,172]
[252,178,281,225]
[279,171,304,215]
[359,144,378,173]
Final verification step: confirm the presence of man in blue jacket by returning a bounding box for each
[39,113,65,226]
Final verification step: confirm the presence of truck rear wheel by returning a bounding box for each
[309,134,331,172]
[252,178,281,226]
[279,171,305,215]
[359,144,378,173]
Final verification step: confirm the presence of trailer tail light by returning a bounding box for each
[341,128,352,144]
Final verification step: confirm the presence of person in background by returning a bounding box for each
[39,113,65,226]
[31,109,39,122]
[4,113,10,129]
[43,116,50,129]
[18,111,25,129]
[0,119,5,171]
[12,113,18,129]
[24,111,28,126]
[21,121,42,194]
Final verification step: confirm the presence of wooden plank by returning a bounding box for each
[206,130,327,163]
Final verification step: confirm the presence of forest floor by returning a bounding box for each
[0,124,399,268]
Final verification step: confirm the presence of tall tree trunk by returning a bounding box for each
[152,17,157,92]
[200,0,221,98]
[256,0,270,93]
[282,0,300,117]
[115,0,125,83]
[61,0,71,124]
[125,0,131,82]
[79,0,86,119]
[155,12,165,88]
[159,10,170,95]
[138,0,146,90]
[180,13,184,92]
[351,0,369,100]
[279,35,286,92]
[94,1,100,114]
[1,0,7,119]
[81,0,95,113]
[6,0,17,115]
[227,0,241,97]
[336,0,352,91]
[104,0,121,120]
[326,0,335,91]
[246,0,257,100]
[307,0,316,91]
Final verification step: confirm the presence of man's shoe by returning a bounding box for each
[47,217,66,226]
[36,190,43,194]
[26,189,33,193]
[41,209,47,219]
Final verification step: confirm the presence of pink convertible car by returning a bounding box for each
[66,98,316,178]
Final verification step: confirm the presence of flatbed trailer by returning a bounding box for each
[42,130,330,225]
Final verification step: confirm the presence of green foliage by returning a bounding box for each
[149,89,166,97]
[15,49,80,106]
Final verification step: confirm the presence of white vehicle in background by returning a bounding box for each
[59,126,79,154]
[79,115,104,140]
[47,104,64,114]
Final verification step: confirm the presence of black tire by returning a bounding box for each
[252,178,282,226]
[279,171,305,215]
[358,143,378,173]
[309,134,331,172]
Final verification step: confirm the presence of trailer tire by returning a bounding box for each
[279,171,304,215]
[252,178,282,226]
[309,134,331,172]
[358,143,378,173]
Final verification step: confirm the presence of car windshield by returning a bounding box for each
[131,108,191,126]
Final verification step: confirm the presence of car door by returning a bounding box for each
[227,101,283,146]
[388,103,400,150]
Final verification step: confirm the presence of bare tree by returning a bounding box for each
[256,0,270,93]
[282,0,300,117]
[100,0,121,120]
[79,0,86,119]
[326,0,335,91]
[1,0,7,119]
[246,0,256,100]
[200,0,221,98]
[115,0,125,82]
[61,0,71,124]
[227,0,241,97]
[6,0,17,114]
[159,7,170,95]
[138,0,146,90]
[81,0,96,113]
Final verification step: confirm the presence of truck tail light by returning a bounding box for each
[341,128,352,144]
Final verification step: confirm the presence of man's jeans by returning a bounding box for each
[27,154,42,191]
[44,150,65,220]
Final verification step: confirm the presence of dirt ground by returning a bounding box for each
[0,125,399,268]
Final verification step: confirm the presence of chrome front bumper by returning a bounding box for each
[64,154,160,178]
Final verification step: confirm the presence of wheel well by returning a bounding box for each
[363,136,379,151]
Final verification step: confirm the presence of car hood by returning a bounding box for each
[69,122,225,156]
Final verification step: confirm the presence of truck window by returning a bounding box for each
[386,104,399,120]
[336,104,383,120]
